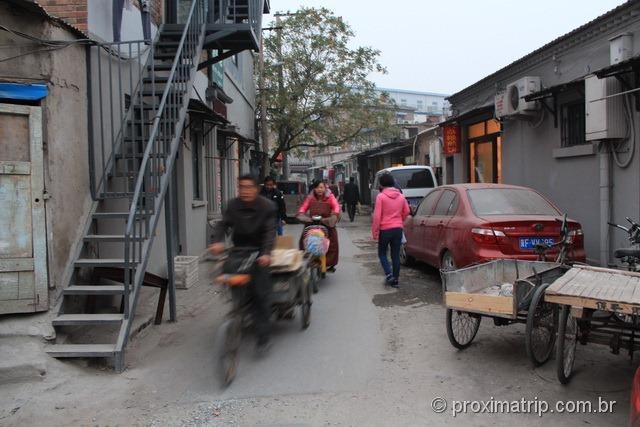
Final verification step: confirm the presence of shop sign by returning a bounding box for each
[443,125,461,156]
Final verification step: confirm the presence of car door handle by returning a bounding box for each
[419,220,426,226]
[437,222,444,228]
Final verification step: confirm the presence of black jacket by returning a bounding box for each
[212,196,276,256]
[343,183,360,204]
[260,187,287,220]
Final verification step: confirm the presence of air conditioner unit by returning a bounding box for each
[494,91,511,118]
[506,76,541,115]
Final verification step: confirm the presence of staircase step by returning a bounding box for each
[143,76,170,84]
[75,258,137,267]
[84,234,145,242]
[92,211,152,219]
[148,63,189,71]
[115,152,167,160]
[63,285,125,295]
[141,89,186,97]
[154,52,177,60]
[46,344,116,358]
[99,192,137,199]
[53,313,124,326]
[156,41,179,49]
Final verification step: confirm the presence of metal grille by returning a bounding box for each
[561,101,586,147]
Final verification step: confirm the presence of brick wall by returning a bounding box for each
[38,0,164,34]
[38,0,88,33]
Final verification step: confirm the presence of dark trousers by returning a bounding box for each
[378,228,403,280]
[346,202,357,222]
[231,264,272,341]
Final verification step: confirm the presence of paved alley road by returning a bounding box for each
[1,216,636,426]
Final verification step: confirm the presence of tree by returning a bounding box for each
[260,7,397,166]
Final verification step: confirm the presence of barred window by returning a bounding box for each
[561,101,586,147]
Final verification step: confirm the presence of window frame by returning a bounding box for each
[416,190,441,216]
[191,130,202,200]
[560,100,586,147]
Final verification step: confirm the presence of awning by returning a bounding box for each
[523,78,584,102]
[438,104,494,127]
[0,83,48,101]
[523,78,585,127]
[593,54,640,79]
[218,126,255,145]
[188,99,228,124]
[367,144,409,158]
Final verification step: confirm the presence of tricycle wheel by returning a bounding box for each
[446,309,481,349]
[556,304,577,385]
[301,302,311,329]
[219,317,242,386]
[310,267,319,293]
[525,283,558,366]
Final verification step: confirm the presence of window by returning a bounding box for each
[191,131,202,199]
[416,190,441,216]
[434,190,458,216]
[417,100,424,111]
[561,101,586,147]
[400,98,407,106]
[390,168,435,189]
[467,188,560,216]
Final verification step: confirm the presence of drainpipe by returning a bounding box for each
[599,142,611,267]
[412,135,418,164]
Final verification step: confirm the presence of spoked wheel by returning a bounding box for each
[525,284,558,366]
[219,317,242,387]
[446,309,481,349]
[556,305,578,384]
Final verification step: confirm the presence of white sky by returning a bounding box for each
[266,0,627,95]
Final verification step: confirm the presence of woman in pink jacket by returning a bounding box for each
[371,173,410,288]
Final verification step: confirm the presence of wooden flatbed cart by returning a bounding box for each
[545,265,640,384]
[441,259,568,366]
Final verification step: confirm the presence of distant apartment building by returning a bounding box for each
[377,87,450,124]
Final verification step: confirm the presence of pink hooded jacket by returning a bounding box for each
[371,187,410,240]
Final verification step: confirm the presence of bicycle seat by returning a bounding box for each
[216,274,251,286]
[614,248,640,259]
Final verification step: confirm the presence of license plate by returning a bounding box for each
[519,237,555,250]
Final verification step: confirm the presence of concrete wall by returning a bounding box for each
[0,4,91,298]
[447,5,640,265]
[224,51,256,139]
[88,0,160,42]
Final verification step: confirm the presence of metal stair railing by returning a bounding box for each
[88,39,157,200]
[115,0,207,369]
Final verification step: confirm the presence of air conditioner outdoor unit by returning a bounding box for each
[506,76,541,115]
[494,91,511,118]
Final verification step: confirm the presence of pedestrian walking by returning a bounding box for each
[260,176,287,236]
[342,177,360,222]
[371,173,410,288]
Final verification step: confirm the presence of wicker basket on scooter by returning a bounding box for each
[302,225,330,257]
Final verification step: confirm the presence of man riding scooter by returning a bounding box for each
[209,174,276,352]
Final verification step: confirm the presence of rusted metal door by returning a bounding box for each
[0,104,48,314]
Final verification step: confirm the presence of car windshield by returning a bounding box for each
[277,182,300,195]
[389,169,435,189]
[468,188,560,216]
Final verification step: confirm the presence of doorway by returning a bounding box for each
[467,119,502,184]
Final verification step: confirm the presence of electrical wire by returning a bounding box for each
[612,93,635,168]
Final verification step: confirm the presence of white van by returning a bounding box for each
[371,166,438,209]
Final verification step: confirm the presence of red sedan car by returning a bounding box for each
[401,183,585,269]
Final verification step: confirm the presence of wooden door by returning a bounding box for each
[0,104,48,314]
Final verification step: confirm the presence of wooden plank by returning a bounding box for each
[544,293,640,316]
[574,264,640,279]
[445,291,515,318]
[546,267,581,294]
[0,161,30,175]
[0,259,34,271]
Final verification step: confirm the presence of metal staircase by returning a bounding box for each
[47,0,208,371]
